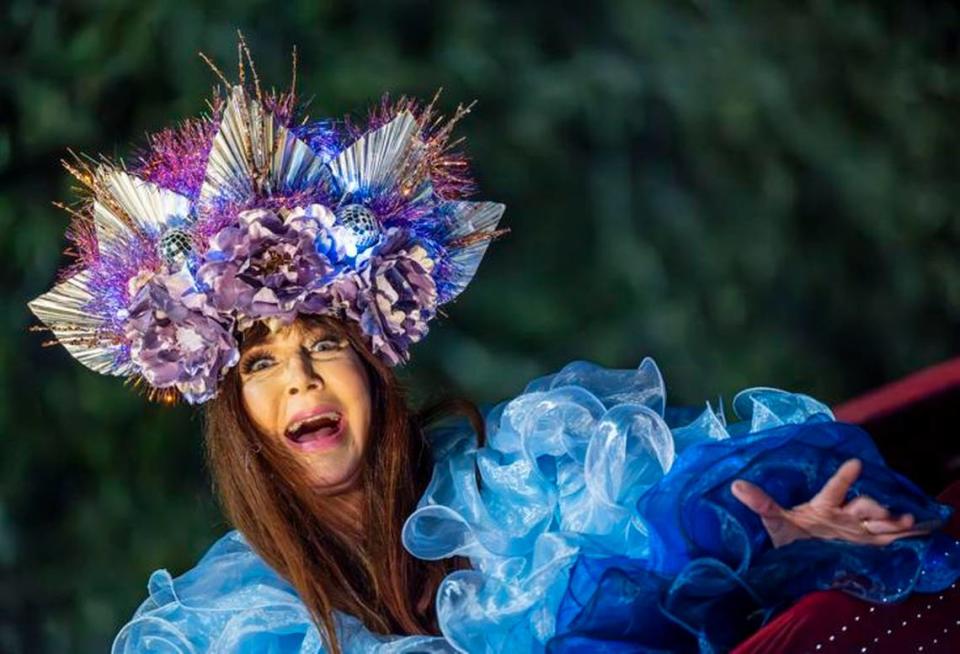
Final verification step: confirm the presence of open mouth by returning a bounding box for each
[284,410,345,447]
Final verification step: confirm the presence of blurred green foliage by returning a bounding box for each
[1,0,958,651]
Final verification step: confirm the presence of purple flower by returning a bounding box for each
[333,230,438,365]
[124,269,239,404]
[189,204,439,371]
[197,206,337,329]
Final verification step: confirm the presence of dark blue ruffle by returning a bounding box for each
[549,418,960,653]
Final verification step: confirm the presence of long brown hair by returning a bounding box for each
[203,315,484,653]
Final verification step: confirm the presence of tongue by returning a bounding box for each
[296,424,338,442]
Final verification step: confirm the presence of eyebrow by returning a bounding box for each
[239,343,271,358]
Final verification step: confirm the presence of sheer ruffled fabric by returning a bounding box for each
[549,423,960,652]
[403,359,960,653]
[114,357,960,653]
[111,531,454,653]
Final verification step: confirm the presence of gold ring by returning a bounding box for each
[859,518,873,535]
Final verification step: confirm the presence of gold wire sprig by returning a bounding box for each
[27,323,59,348]
[28,322,118,352]
[61,148,110,206]
[51,200,88,224]
[393,89,478,201]
[199,35,298,111]
[198,50,231,87]
[125,374,182,406]
[197,33,305,202]
[417,88,477,150]
[59,152,139,268]
[447,226,511,250]
[198,30,264,100]
[289,45,298,99]
[60,150,137,234]
[236,29,263,105]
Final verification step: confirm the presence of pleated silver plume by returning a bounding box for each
[200,85,332,205]
[28,167,194,375]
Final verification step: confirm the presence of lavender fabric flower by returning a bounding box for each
[120,205,441,400]
[197,206,338,329]
[124,268,239,404]
[333,230,439,365]
[119,204,440,400]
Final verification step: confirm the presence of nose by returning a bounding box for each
[286,351,323,396]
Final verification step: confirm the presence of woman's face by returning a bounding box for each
[238,320,372,493]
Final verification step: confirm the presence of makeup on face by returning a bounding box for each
[238,320,372,491]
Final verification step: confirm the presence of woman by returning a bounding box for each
[28,46,960,653]
[202,314,471,646]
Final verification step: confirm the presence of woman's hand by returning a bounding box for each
[731,458,933,548]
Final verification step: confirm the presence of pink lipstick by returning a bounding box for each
[284,404,346,452]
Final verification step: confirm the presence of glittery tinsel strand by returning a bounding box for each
[134,112,220,198]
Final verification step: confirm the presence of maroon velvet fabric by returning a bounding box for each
[731,481,960,654]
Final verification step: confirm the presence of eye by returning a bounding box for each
[241,354,275,374]
[308,337,346,354]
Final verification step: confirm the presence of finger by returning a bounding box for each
[731,479,784,519]
[870,528,930,546]
[844,495,890,521]
[862,513,918,536]
[812,459,862,507]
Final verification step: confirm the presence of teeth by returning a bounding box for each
[287,411,340,435]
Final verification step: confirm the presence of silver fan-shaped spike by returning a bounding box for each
[93,200,135,255]
[95,169,192,250]
[200,86,331,206]
[438,201,506,303]
[327,111,421,197]
[27,270,131,375]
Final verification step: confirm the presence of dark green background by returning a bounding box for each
[2,1,958,651]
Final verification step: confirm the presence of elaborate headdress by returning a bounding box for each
[28,41,506,404]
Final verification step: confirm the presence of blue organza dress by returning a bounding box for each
[112,358,960,653]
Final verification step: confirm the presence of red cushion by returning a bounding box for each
[731,482,960,654]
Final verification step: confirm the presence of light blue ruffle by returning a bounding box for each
[114,357,960,653]
[111,530,453,653]
[402,358,831,652]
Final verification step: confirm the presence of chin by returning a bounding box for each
[306,456,363,494]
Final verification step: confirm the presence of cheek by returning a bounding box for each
[351,382,372,448]
[241,381,279,436]
[338,359,372,447]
